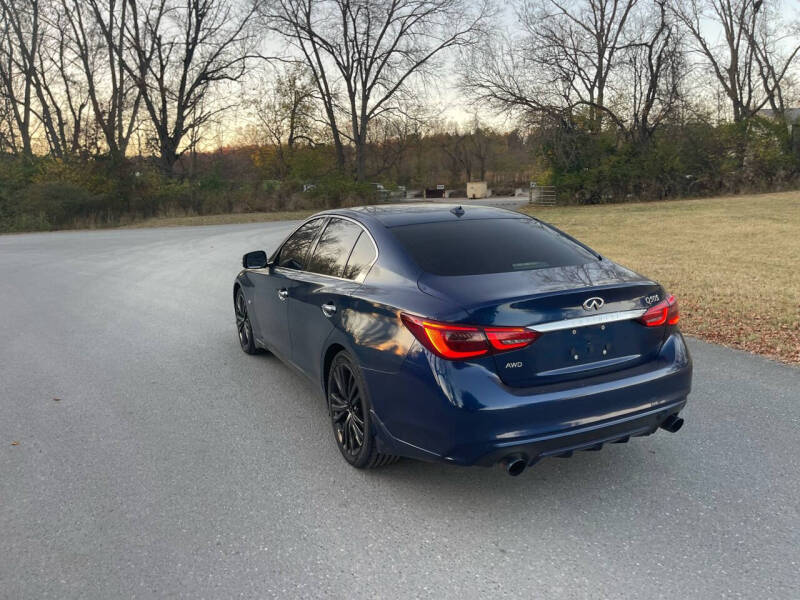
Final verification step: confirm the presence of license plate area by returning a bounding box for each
[565,324,615,362]
[493,317,663,387]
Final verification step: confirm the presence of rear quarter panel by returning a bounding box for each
[336,282,469,375]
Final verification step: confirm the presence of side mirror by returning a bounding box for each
[242,250,268,269]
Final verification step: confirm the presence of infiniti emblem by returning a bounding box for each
[582,297,605,311]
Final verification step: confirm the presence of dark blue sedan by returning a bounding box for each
[233,204,692,476]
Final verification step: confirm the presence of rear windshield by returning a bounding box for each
[390,218,597,276]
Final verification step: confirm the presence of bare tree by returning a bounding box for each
[462,0,641,133]
[439,122,474,181]
[122,0,258,173]
[57,0,143,161]
[0,0,42,156]
[263,0,490,181]
[436,116,497,182]
[748,0,800,115]
[465,116,495,180]
[670,0,800,121]
[1,0,132,158]
[620,0,685,142]
[33,6,93,156]
[248,63,317,177]
[0,9,17,152]
[526,0,640,132]
[463,0,687,143]
[460,33,567,126]
[365,110,422,177]
[0,94,13,153]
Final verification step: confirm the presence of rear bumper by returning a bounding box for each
[456,398,685,467]
[364,332,692,466]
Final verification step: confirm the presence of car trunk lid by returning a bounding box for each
[418,261,667,386]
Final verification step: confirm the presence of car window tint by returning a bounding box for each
[342,232,377,281]
[306,218,363,278]
[389,218,597,276]
[277,218,325,270]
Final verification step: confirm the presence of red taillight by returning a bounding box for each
[402,315,487,359]
[639,294,680,327]
[667,296,680,325]
[401,313,540,360]
[484,327,540,351]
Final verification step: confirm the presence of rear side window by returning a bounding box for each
[306,218,363,278]
[389,218,596,276]
[277,218,325,270]
[342,232,377,281]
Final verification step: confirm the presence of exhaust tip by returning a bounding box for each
[502,455,528,477]
[660,414,684,433]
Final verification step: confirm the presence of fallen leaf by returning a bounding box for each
[11,441,19,446]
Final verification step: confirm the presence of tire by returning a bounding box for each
[327,351,399,469]
[234,288,258,355]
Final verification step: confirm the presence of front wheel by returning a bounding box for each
[234,289,258,354]
[327,351,398,469]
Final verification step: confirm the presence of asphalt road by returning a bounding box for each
[1,222,798,599]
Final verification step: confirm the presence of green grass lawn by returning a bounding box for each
[522,191,800,364]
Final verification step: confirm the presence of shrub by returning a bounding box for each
[303,174,374,207]
[4,181,108,230]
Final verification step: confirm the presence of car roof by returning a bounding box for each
[328,203,525,227]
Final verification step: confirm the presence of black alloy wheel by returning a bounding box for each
[327,351,398,469]
[329,359,366,456]
[235,289,258,354]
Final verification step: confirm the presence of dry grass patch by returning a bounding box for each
[522,191,800,364]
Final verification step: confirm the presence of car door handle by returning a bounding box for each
[277,289,289,301]
[321,302,336,317]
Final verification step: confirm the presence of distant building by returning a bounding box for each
[424,186,446,199]
[466,181,488,199]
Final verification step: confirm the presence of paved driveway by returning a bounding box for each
[1,223,797,599]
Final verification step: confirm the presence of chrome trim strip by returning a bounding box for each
[528,309,646,333]
[534,354,641,377]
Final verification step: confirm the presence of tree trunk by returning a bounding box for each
[354,117,370,182]
[160,139,179,175]
[333,137,346,174]
[355,146,366,182]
